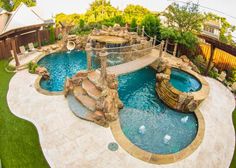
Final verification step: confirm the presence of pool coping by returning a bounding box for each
[110,108,205,165]
[34,76,64,96]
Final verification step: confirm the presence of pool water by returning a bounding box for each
[118,67,198,154]
[38,51,88,92]
[38,51,125,91]
[170,68,202,92]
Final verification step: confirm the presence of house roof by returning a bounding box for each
[2,3,45,34]
[0,3,54,38]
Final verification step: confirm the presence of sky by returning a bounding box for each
[36,0,236,29]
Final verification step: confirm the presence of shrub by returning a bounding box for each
[33,42,39,48]
[229,68,236,82]
[57,33,63,40]
[28,61,38,74]
[208,70,219,79]
[49,26,56,44]
[130,18,137,32]
[141,14,161,37]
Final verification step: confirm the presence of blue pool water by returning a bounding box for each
[118,67,198,154]
[38,51,88,91]
[170,68,202,92]
[38,51,125,91]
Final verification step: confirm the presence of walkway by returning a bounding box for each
[107,48,160,76]
[7,70,235,168]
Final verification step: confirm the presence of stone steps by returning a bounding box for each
[82,79,102,100]
[87,70,100,85]
[67,94,95,122]
[73,86,96,112]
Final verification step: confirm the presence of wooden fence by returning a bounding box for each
[0,27,62,60]
[199,43,236,71]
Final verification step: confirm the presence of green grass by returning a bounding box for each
[231,108,236,168]
[0,60,49,168]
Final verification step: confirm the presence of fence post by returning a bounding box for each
[173,43,178,57]
[205,44,215,76]
[99,48,108,82]
[150,37,153,47]
[142,26,145,37]
[37,29,42,49]
[159,41,165,57]
[85,43,92,71]
[136,26,139,34]
[153,36,157,47]
[164,38,168,54]
[10,37,20,66]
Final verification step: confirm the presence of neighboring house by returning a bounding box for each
[201,20,221,40]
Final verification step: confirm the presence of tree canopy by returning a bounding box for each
[141,14,161,37]
[123,4,150,24]
[0,0,36,11]
[84,0,119,23]
[55,13,82,26]
[164,2,203,33]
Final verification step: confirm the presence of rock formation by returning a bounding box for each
[64,70,123,127]
[155,66,205,112]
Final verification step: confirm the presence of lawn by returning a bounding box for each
[231,108,236,168]
[0,60,49,168]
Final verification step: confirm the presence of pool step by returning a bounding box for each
[82,79,102,100]
[73,86,96,112]
[67,94,95,122]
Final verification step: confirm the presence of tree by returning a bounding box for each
[85,0,119,23]
[164,2,203,33]
[160,27,198,51]
[205,13,236,45]
[55,13,81,27]
[0,0,11,11]
[141,14,161,37]
[130,18,137,32]
[123,4,150,24]
[0,0,36,11]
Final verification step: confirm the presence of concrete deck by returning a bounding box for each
[9,51,43,67]
[107,49,159,76]
[7,70,235,168]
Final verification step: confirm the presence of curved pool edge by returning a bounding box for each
[172,66,210,101]
[35,76,64,96]
[110,108,205,165]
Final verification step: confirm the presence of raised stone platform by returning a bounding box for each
[156,65,210,112]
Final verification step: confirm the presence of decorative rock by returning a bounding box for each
[64,78,74,97]
[92,111,109,127]
[156,73,170,82]
[180,55,190,63]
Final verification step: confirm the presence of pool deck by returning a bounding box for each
[7,70,235,168]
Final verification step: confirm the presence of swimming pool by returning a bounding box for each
[118,67,198,154]
[170,68,202,92]
[38,51,199,155]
